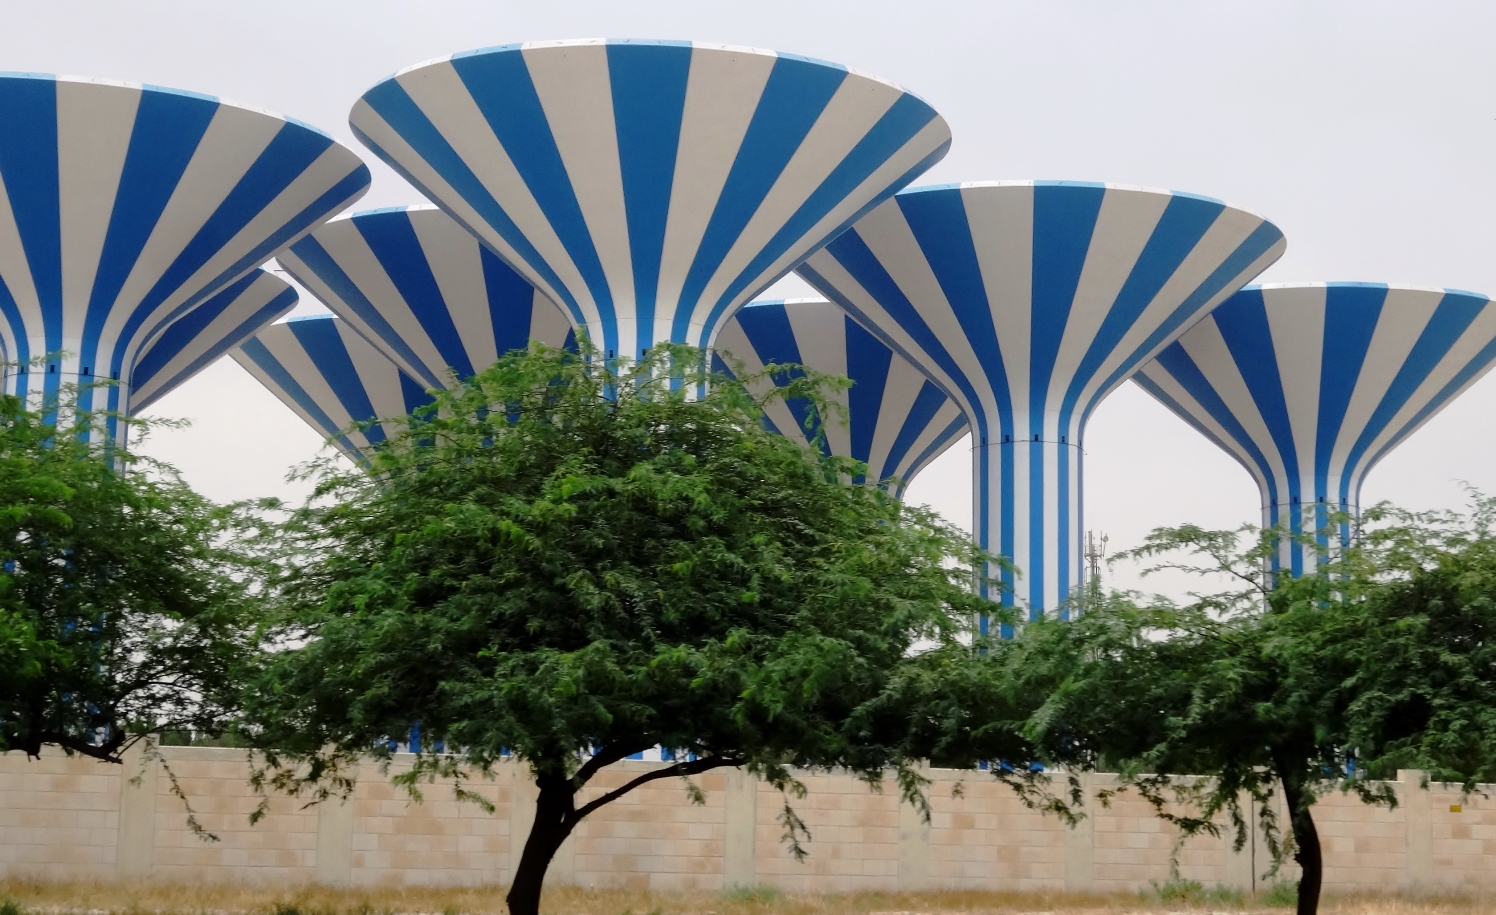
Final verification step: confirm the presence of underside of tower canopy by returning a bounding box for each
[714,297,967,497]
[799,181,1286,617]
[279,205,575,390]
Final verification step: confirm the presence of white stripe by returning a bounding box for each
[655,48,776,340]
[848,202,991,426]
[695,116,951,350]
[1351,300,1496,493]
[868,356,925,483]
[56,80,138,363]
[1263,286,1325,506]
[0,144,43,376]
[303,223,443,386]
[965,183,1033,432]
[130,271,292,409]
[528,287,575,349]
[782,301,851,458]
[407,210,497,374]
[1067,205,1271,427]
[523,43,636,355]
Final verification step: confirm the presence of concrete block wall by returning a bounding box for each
[2,747,1494,893]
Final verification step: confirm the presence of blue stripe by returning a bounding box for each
[0,273,28,373]
[892,410,966,499]
[734,301,824,452]
[449,51,618,357]
[1146,342,1281,510]
[131,176,362,382]
[401,370,433,415]
[608,41,690,351]
[843,316,894,482]
[131,271,259,387]
[81,89,217,380]
[1212,291,1300,510]
[1360,324,1496,488]
[0,78,61,355]
[1029,183,1103,436]
[482,248,541,361]
[883,380,947,485]
[287,319,383,444]
[674,57,845,341]
[355,211,474,379]
[1315,285,1385,501]
[354,80,587,339]
[282,236,437,388]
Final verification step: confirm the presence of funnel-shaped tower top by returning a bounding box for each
[233,315,431,465]
[0,73,371,428]
[1135,283,1496,576]
[130,267,297,412]
[715,298,967,497]
[799,181,1286,615]
[350,40,951,361]
[280,205,575,390]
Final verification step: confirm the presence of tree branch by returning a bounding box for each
[572,755,743,823]
[572,742,650,788]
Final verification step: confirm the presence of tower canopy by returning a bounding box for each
[0,73,370,425]
[799,181,1285,615]
[130,267,297,412]
[279,205,574,390]
[233,314,431,465]
[1135,283,1496,575]
[715,298,967,496]
[349,40,950,361]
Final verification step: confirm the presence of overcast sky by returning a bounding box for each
[9,1,1495,597]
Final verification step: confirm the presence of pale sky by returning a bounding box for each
[9,1,1494,597]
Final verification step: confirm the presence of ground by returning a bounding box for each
[0,882,1490,915]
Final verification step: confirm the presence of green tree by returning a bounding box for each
[241,345,1024,915]
[1003,505,1496,915]
[0,381,265,779]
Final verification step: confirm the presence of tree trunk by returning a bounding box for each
[506,771,577,915]
[1274,760,1324,915]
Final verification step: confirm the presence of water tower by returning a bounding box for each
[348,40,951,361]
[1135,283,1496,575]
[798,182,1285,620]
[278,205,574,388]
[0,74,369,439]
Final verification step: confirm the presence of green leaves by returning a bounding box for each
[243,343,1016,817]
[0,379,265,763]
[1003,501,1496,914]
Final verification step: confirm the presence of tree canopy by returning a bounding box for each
[0,381,263,777]
[241,345,1026,915]
[1000,502,1496,915]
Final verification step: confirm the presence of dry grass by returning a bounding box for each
[0,881,1492,915]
